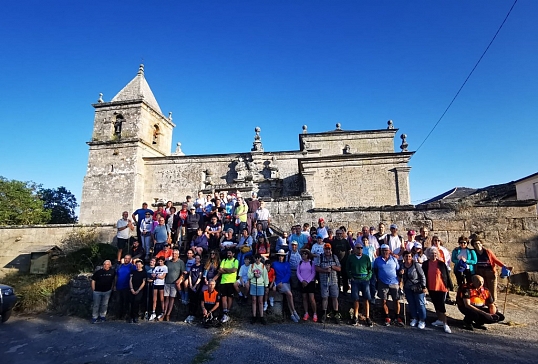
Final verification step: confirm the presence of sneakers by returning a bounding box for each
[99,316,106,322]
[269,297,274,307]
[410,319,418,327]
[351,316,358,326]
[290,314,299,323]
[384,317,391,326]
[313,313,318,322]
[293,312,300,322]
[431,320,444,327]
[263,302,268,312]
[91,318,98,324]
[157,313,164,321]
[444,324,452,334]
[221,314,230,323]
[184,315,195,323]
[303,313,310,321]
[149,313,156,321]
[365,318,373,327]
[334,312,342,325]
[395,318,405,327]
[418,321,426,330]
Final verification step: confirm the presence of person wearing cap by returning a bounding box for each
[456,274,505,330]
[310,234,326,265]
[332,229,352,295]
[471,238,512,302]
[423,246,454,333]
[139,210,154,260]
[185,206,201,247]
[297,249,318,322]
[373,244,404,327]
[285,240,302,289]
[412,242,428,264]
[275,231,289,253]
[383,224,405,262]
[274,249,301,322]
[317,218,329,239]
[290,224,309,250]
[347,242,373,327]
[316,243,342,324]
[132,202,154,247]
[404,229,417,252]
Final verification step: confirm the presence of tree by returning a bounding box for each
[39,186,78,224]
[0,176,51,225]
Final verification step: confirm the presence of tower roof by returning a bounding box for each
[111,64,162,114]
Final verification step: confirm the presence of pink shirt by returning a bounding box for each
[296,259,316,283]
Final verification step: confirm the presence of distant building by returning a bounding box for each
[80,65,414,224]
[514,172,538,201]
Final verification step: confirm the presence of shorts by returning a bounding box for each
[351,279,371,301]
[429,290,447,314]
[250,284,265,296]
[378,281,400,301]
[164,283,178,297]
[300,281,316,294]
[220,283,235,297]
[277,282,291,294]
[154,285,164,291]
[236,279,249,287]
[320,281,339,298]
[117,238,129,250]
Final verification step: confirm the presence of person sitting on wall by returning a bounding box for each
[457,274,505,331]
[129,238,145,261]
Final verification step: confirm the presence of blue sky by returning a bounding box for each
[1,0,536,207]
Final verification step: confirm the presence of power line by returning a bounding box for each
[413,0,518,155]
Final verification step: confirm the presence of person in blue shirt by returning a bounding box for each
[373,244,404,327]
[273,250,300,323]
[115,255,135,321]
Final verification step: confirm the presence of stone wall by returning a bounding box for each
[0,224,116,277]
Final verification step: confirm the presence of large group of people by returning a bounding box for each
[91,193,512,333]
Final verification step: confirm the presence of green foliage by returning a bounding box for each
[39,186,78,224]
[0,176,51,225]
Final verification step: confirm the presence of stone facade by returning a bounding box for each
[79,66,413,224]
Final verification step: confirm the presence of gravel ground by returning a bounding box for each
[1,293,537,364]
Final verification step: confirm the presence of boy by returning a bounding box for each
[234,256,251,304]
[264,259,276,311]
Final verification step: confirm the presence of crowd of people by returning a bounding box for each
[91,192,512,332]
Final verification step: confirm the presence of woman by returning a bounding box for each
[185,254,203,323]
[400,251,426,329]
[296,249,317,322]
[191,228,209,256]
[423,247,453,333]
[237,228,253,266]
[202,250,221,291]
[140,212,154,260]
[273,249,300,322]
[451,236,477,287]
[471,239,511,302]
[248,254,269,324]
[428,235,454,304]
[182,249,196,304]
[254,235,270,261]
[310,235,325,265]
[129,259,146,323]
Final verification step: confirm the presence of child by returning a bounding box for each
[234,256,251,304]
[264,259,276,311]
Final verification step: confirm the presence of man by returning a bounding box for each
[290,225,309,250]
[234,196,248,233]
[317,218,329,239]
[155,243,173,261]
[163,249,186,321]
[246,192,261,234]
[316,243,342,324]
[132,203,153,244]
[374,222,387,246]
[383,224,404,261]
[201,279,221,327]
[129,238,145,261]
[185,206,200,246]
[175,203,189,251]
[255,200,271,233]
[286,241,302,289]
[219,228,237,258]
[116,211,135,264]
[347,242,373,327]
[194,191,207,228]
[457,275,505,330]
[361,235,377,304]
[332,229,351,294]
[218,250,239,323]
[115,255,134,321]
[206,215,223,251]
[362,226,379,251]
[373,244,403,327]
[91,260,115,323]
[152,216,171,256]
[416,226,432,249]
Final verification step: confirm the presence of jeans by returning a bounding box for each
[92,290,112,319]
[404,288,426,321]
[141,234,152,256]
[117,288,131,319]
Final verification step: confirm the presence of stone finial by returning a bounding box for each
[251,126,263,152]
[400,134,408,152]
[336,123,342,131]
[387,120,394,129]
[98,93,104,103]
[302,125,308,134]
[174,142,185,156]
[138,64,144,76]
[168,112,173,121]
[204,169,213,186]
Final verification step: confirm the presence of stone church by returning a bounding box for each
[79,65,414,224]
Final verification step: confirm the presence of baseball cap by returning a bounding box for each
[414,242,422,249]
[324,243,332,249]
[390,224,398,229]
[380,244,390,250]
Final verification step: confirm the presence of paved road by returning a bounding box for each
[2,311,537,364]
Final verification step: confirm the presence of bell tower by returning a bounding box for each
[79,65,175,224]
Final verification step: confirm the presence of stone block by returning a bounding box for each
[522,217,538,232]
[498,206,537,219]
[423,209,456,220]
[433,220,465,231]
[447,231,470,246]
[525,240,538,259]
[464,218,508,233]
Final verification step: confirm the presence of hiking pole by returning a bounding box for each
[503,275,510,315]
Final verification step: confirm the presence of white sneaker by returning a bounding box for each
[444,324,452,334]
[431,320,444,327]
[149,313,156,321]
[221,314,230,323]
[418,321,426,329]
[263,302,268,311]
[410,319,418,327]
[157,313,164,321]
[269,297,274,307]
